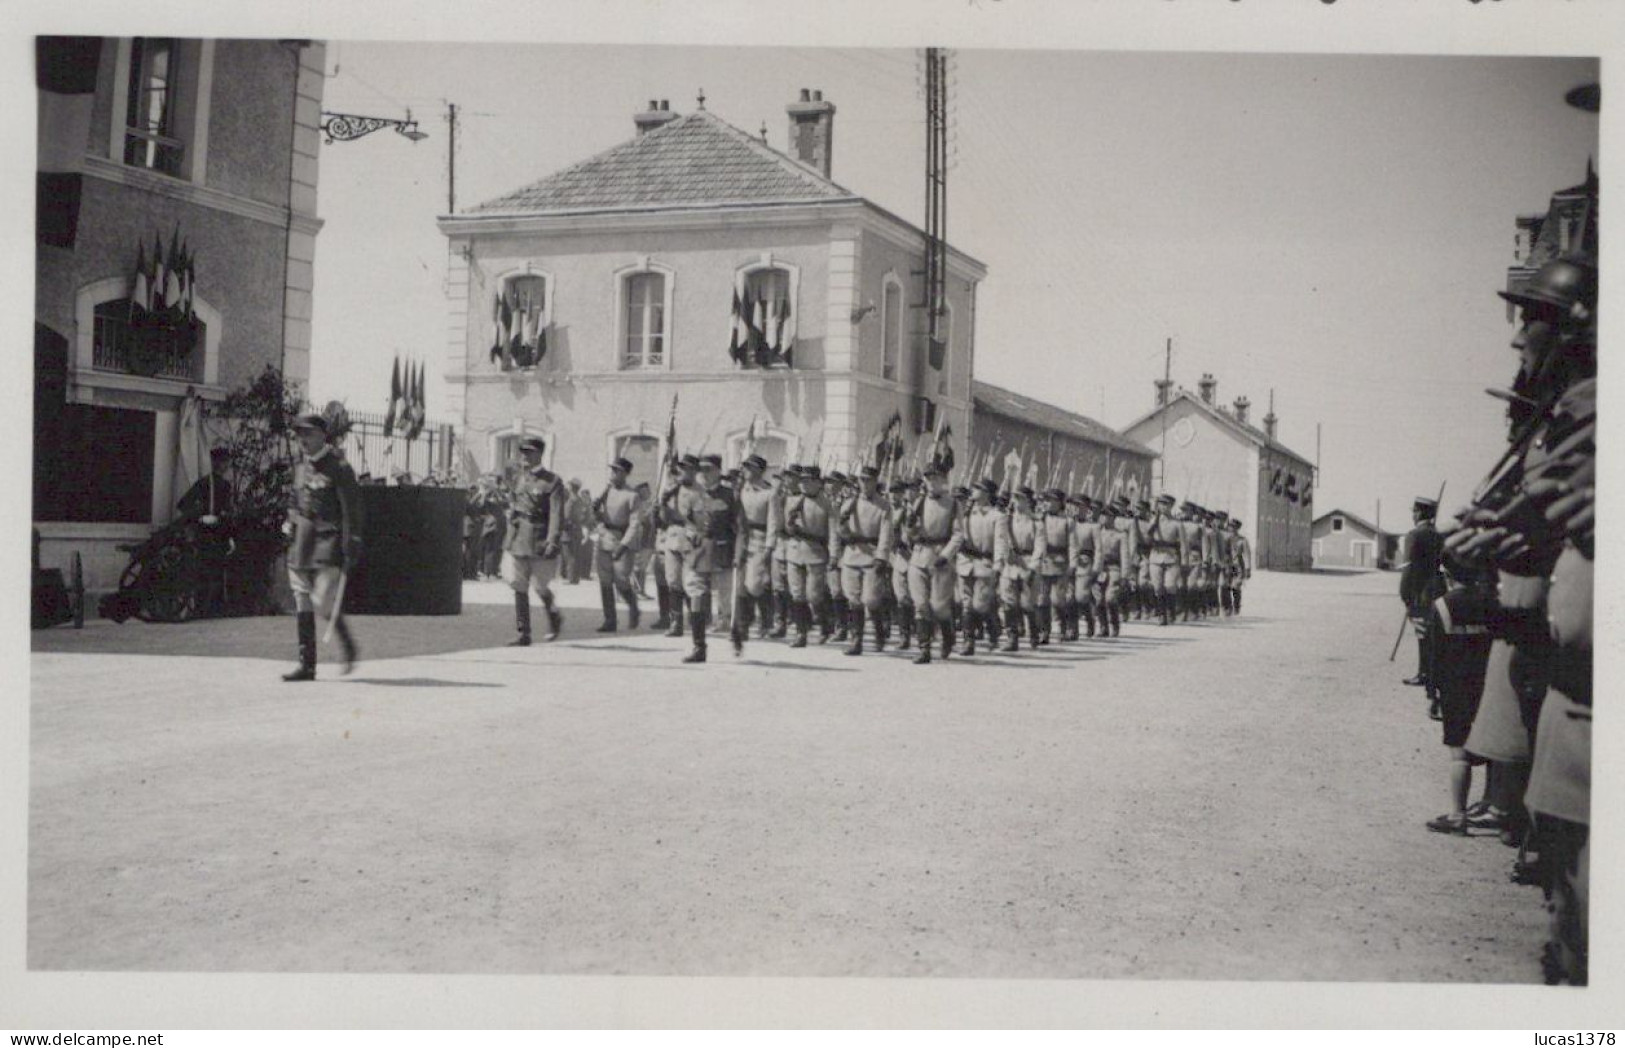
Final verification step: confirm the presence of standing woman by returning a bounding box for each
[282,412,363,682]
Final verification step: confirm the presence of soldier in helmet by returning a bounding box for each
[280,412,363,681]
[501,434,566,647]
[1450,250,1597,984]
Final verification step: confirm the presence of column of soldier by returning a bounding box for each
[1397,214,1594,983]
[565,444,1253,666]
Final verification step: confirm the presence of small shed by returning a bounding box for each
[1311,508,1388,570]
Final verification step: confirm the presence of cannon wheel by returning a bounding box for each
[69,551,84,628]
[135,542,199,623]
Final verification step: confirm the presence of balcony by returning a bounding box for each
[92,304,203,383]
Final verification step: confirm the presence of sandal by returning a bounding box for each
[1426,813,1470,835]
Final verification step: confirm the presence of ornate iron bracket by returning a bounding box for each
[320,111,427,144]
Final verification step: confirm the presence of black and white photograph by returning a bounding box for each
[6,0,1622,1032]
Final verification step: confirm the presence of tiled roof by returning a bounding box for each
[972,381,1156,457]
[469,109,860,215]
[1313,508,1385,536]
[1123,390,1313,466]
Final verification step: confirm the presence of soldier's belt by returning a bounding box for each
[747,522,769,532]
[960,547,990,559]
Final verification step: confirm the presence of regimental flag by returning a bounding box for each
[728,289,745,366]
[406,359,426,440]
[131,242,150,323]
[383,355,401,436]
[534,293,550,366]
[490,293,506,366]
[929,420,955,477]
[37,37,101,249]
[874,410,904,470]
[150,233,168,314]
[164,229,184,323]
[773,293,793,366]
[752,294,770,367]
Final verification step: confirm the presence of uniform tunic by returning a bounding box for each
[956,504,1007,615]
[736,479,780,598]
[1093,522,1135,604]
[837,493,894,610]
[999,510,1045,609]
[504,463,565,596]
[782,492,834,605]
[1145,512,1186,594]
[286,446,363,616]
[592,484,642,593]
[906,492,962,618]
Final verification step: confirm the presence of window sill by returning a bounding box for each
[68,368,226,403]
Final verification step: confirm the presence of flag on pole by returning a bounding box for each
[490,293,506,366]
[774,293,793,365]
[751,293,770,367]
[728,289,745,366]
[383,355,400,436]
[131,242,150,323]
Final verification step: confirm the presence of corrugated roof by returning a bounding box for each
[972,381,1156,457]
[469,109,860,215]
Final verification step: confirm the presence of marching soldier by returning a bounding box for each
[1000,486,1046,651]
[1067,494,1100,639]
[768,467,798,639]
[1178,502,1206,622]
[709,458,740,640]
[732,454,779,643]
[1145,494,1186,626]
[501,435,566,647]
[836,465,894,655]
[658,455,699,638]
[826,472,851,643]
[1093,497,1137,637]
[906,461,962,664]
[1213,512,1236,615]
[1228,516,1251,612]
[782,465,834,648]
[886,479,917,651]
[1399,496,1445,687]
[956,478,1007,655]
[591,456,642,632]
[669,454,735,662]
[1037,488,1074,643]
[281,412,363,681]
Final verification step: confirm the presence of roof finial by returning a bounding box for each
[697,87,706,110]
[759,121,768,142]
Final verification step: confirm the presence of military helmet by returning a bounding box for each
[1499,255,1597,318]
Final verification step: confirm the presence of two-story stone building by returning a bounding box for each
[437,93,985,485]
[34,36,326,592]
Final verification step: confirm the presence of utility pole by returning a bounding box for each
[1158,336,1171,494]
[446,101,458,213]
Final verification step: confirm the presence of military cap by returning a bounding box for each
[828,471,848,485]
[1156,493,1175,506]
[802,465,822,480]
[513,435,544,454]
[859,464,881,480]
[700,453,723,469]
[677,453,701,470]
[952,485,970,499]
[609,457,634,475]
[923,461,948,477]
[1043,487,1066,502]
[974,477,999,495]
[1413,496,1438,516]
[1136,499,1152,511]
[994,494,1011,509]
[292,412,329,434]
[1015,485,1036,501]
[743,454,768,472]
[889,479,912,493]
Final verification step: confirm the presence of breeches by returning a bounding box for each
[908,555,955,619]
[506,553,558,597]
[958,573,998,615]
[786,561,829,605]
[1095,566,1124,605]
[593,547,635,591]
[840,564,888,611]
[680,545,718,599]
[1149,559,1182,595]
[288,565,343,617]
[1074,569,1100,606]
[890,561,913,605]
[740,547,773,597]
[998,572,1039,611]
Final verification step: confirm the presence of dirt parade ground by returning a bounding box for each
[28,569,1550,982]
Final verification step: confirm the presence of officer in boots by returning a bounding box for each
[732,454,779,643]
[503,435,565,646]
[591,457,642,632]
[956,477,1007,656]
[281,413,362,681]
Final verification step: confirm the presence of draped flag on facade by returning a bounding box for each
[728,289,745,366]
[774,292,794,367]
[37,37,101,249]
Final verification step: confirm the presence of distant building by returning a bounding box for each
[1121,373,1315,571]
[34,37,327,593]
[969,380,1155,501]
[1506,164,1597,317]
[436,92,985,485]
[1311,508,1388,570]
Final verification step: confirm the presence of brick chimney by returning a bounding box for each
[1154,378,1174,408]
[1232,396,1250,425]
[634,99,677,136]
[787,88,835,178]
[1198,373,1217,405]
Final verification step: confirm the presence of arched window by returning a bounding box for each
[725,425,797,469]
[616,259,674,371]
[731,258,800,369]
[490,270,552,371]
[614,434,661,487]
[881,275,903,382]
